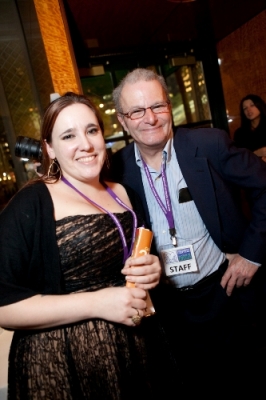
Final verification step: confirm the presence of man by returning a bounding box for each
[111,68,266,396]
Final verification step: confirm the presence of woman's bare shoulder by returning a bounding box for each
[105,181,132,206]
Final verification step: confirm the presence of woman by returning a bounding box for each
[0,93,176,399]
[234,94,266,161]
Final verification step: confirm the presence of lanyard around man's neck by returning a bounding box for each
[141,153,177,246]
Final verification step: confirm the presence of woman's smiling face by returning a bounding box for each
[46,103,106,184]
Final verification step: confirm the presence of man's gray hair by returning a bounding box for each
[112,68,170,113]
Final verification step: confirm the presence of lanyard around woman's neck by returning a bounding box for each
[142,153,177,246]
[61,176,137,262]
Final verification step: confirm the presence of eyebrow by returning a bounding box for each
[59,123,99,137]
[243,103,254,108]
[128,101,167,110]
[59,128,74,137]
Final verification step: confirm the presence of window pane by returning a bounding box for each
[166,62,211,127]
[81,73,123,141]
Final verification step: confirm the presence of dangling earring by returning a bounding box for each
[48,158,61,179]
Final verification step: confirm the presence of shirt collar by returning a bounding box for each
[134,137,173,166]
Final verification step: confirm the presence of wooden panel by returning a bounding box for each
[33,0,82,95]
[217,10,266,138]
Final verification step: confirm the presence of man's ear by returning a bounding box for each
[117,115,128,133]
[45,140,55,160]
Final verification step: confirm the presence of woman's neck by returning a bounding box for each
[61,175,104,197]
[251,115,261,130]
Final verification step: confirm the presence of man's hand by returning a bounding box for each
[220,254,259,296]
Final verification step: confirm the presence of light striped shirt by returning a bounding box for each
[135,138,225,288]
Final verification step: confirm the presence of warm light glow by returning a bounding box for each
[33,0,82,94]
[105,109,116,115]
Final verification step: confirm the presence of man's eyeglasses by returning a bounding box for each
[120,101,170,120]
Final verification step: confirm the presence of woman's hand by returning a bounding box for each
[121,254,162,290]
[94,286,147,326]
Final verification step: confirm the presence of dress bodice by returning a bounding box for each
[56,211,134,293]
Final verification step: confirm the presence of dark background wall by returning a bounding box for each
[217,10,266,138]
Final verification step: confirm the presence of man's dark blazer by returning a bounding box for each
[111,127,266,265]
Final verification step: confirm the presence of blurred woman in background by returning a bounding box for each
[234,94,266,161]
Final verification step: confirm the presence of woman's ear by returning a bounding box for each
[45,140,55,160]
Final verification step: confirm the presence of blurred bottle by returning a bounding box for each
[126,227,156,317]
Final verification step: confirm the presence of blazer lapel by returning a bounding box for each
[174,132,222,249]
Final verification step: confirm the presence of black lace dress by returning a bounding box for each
[8,212,177,400]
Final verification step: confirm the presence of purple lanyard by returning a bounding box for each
[61,176,137,262]
[142,154,177,246]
